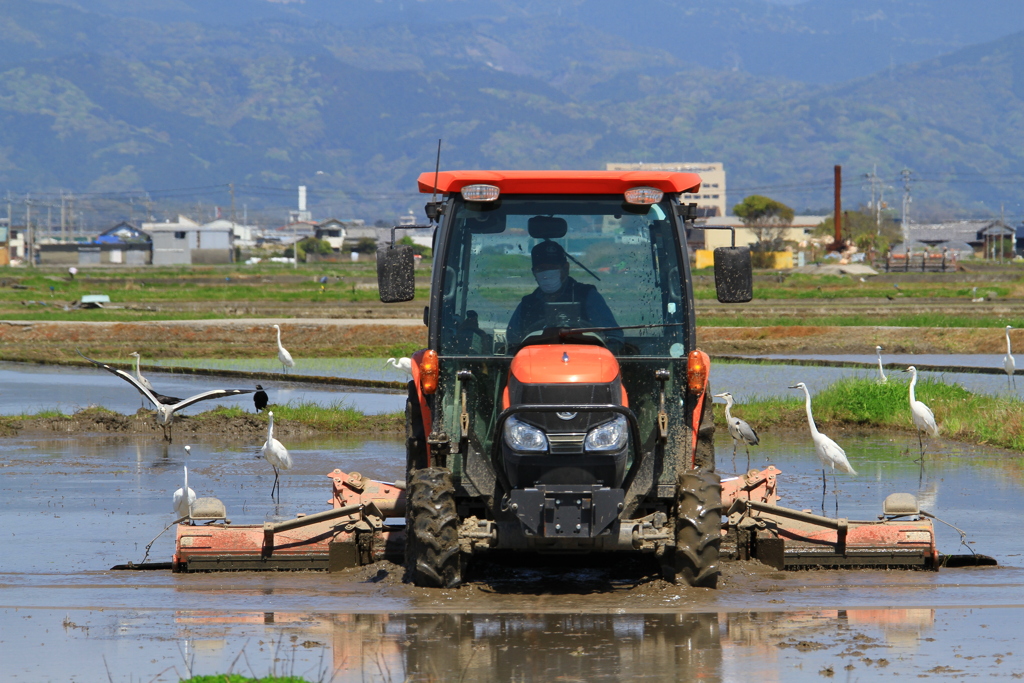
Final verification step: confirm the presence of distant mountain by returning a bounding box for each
[45,0,1024,84]
[0,0,1021,224]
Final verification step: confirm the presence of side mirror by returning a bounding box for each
[377,244,416,302]
[713,247,753,303]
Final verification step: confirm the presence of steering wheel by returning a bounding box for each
[515,327,608,352]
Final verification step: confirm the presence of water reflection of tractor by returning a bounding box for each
[377,170,754,588]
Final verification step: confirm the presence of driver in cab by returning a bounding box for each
[507,239,624,351]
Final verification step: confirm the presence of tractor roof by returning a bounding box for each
[417,170,702,195]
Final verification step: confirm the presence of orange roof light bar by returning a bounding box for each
[417,170,702,196]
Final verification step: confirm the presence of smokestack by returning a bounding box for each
[298,185,307,213]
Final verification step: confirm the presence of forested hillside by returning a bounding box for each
[0,0,1022,222]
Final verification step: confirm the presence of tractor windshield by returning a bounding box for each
[438,195,689,359]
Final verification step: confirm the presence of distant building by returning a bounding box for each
[141,215,233,265]
[344,223,386,251]
[315,218,368,251]
[698,215,827,250]
[0,224,9,266]
[38,221,152,265]
[96,221,151,244]
[277,221,318,244]
[605,162,727,218]
[199,218,258,247]
[904,219,1016,258]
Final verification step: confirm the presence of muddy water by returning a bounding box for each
[2,429,1024,681]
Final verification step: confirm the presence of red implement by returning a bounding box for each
[724,468,938,570]
[172,470,406,572]
[172,466,940,573]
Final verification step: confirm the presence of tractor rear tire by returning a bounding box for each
[672,469,722,588]
[406,467,462,588]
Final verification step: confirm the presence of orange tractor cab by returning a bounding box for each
[377,170,753,587]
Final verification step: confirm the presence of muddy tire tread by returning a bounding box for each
[674,470,722,588]
[406,467,462,588]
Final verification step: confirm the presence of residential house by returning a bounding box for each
[38,221,152,265]
[314,219,348,251]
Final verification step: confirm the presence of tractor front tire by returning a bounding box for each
[406,467,462,588]
[672,470,722,588]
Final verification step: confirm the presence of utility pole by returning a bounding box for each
[60,191,66,242]
[25,195,32,267]
[230,182,236,225]
[832,164,842,250]
[864,165,881,235]
[68,194,75,239]
[900,168,913,247]
[5,192,11,260]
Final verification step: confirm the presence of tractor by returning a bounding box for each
[377,170,752,588]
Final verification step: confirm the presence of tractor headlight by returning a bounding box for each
[504,416,548,452]
[585,415,629,452]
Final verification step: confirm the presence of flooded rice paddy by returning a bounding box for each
[0,361,405,417]
[6,351,1022,422]
[2,421,1024,681]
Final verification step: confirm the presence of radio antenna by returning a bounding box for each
[425,139,442,227]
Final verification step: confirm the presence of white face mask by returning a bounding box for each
[535,268,563,294]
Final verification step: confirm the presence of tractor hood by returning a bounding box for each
[502,344,628,411]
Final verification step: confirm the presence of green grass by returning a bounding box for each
[199,402,404,432]
[697,313,1024,328]
[724,376,1024,452]
[181,676,312,683]
[0,264,432,320]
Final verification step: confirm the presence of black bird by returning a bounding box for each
[254,385,269,413]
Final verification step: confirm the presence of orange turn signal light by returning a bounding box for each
[420,349,439,394]
[686,350,708,395]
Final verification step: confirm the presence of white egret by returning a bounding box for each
[905,366,939,459]
[262,411,292,502]
[272,324,295,374]
[77,350,253,441]
[875,345,887,383]
[1004,325,1016,389]
[172,464,196,519]
[789,382,857,502]
[713,392,759,469]
[386,357,413,377]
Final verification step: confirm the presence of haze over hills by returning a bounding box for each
[0,0,1022,225]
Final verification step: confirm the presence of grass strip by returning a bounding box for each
[722,376,1024,451]
[181,676,312,683]
[197,402,404,433]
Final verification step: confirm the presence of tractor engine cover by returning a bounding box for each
[501,344,630,490]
